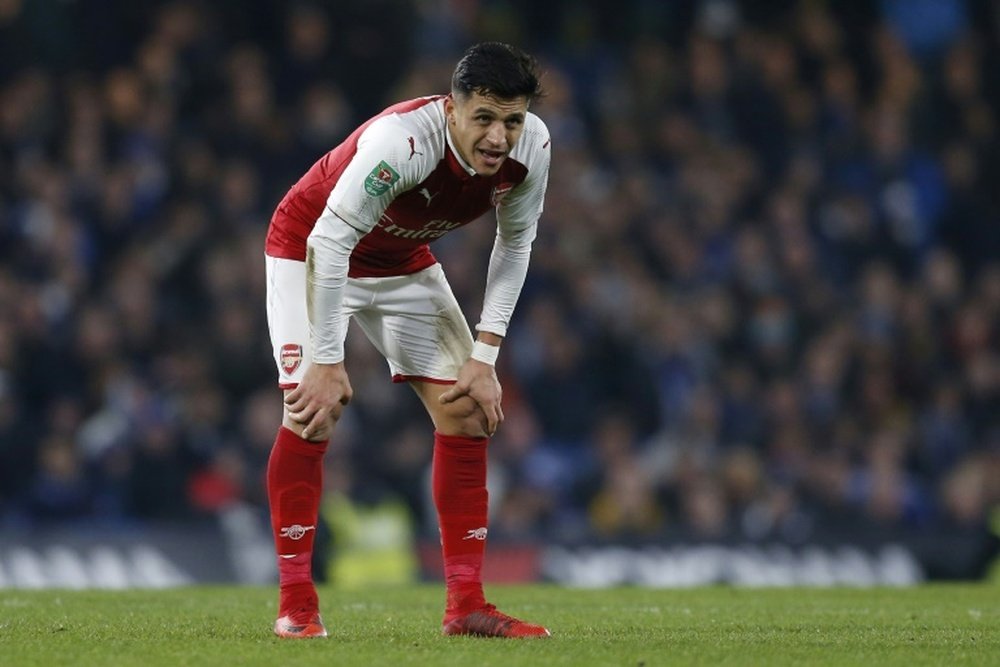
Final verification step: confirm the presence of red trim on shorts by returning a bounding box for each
[266,248,306,262]
[278,382,298,390]
[392,374,456,385]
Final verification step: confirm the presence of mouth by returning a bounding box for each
[477,148,506,167]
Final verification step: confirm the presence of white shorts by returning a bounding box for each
[265,255,474,388]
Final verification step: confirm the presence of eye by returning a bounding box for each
[505,119,523,129]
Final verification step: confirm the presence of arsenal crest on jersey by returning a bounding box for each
[280,343,303,375]
[491,183,515,206]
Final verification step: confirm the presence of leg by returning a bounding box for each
[411,381,490,613]
[356,265,548,637]
[264,255,352,638]
[266,403,332,638]
[412,381,549,638]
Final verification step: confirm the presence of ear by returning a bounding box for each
[444,94,456,121]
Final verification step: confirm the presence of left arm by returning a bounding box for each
[440,119,552,434]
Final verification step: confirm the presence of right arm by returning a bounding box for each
[284,120,422,438]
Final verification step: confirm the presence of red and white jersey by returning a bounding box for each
[265,95,551,363]
[265,95,550,276]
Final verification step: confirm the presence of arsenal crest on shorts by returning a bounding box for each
[280,343,303,375]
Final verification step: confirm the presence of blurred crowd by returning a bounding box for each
[1,0,999,551]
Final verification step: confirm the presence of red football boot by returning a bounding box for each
[442,604,550,638]
[273,610,328,638]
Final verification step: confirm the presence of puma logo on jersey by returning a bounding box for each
[419,188,439,206]
[408,136,423,159]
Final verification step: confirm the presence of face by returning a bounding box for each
[445,91,529,176]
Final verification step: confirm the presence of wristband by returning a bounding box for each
[470,340,500,366]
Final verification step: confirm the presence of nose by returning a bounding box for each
[485,122,505,146]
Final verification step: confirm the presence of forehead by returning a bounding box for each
[457,91,529,116]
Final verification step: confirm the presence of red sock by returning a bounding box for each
[266,426,327,617]
[433,432,489,619]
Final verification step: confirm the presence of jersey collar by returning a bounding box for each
[445,122,478,178]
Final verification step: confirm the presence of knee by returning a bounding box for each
[282,414,334,442]
[454,417,489,439]
[437,397,489,438]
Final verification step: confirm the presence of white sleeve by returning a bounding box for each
[476,120,551,338]
[306,119,424,363]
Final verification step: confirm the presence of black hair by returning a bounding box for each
[451,42,543,103]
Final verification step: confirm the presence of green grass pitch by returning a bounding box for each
[1,584,997,666]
